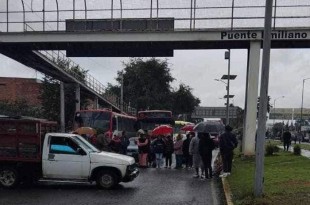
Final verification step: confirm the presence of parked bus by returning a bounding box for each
[74,109,137,139]
[136,110,175,133]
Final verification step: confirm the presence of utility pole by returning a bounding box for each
[120,72,124,112]
[254,0,273,197]
[301,78,310,123]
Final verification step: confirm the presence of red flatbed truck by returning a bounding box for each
[0,117,58,185]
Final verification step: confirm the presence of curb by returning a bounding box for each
[221,177,234,205]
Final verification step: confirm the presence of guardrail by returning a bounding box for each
[37,50,136,115]
[1,0,310,32]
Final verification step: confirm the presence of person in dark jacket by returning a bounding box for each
[164,135,174,168]
[283,129,292,151]
[152,135,166,168]
[198,132,215,179]
[109,131,122,153]
[120,131,130,155]
[137,129,149,168]
[183,133,193,169]
[219,125,238,178]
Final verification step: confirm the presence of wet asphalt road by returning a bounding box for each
[0,152,226,205]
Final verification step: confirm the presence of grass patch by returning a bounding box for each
[297,143,310,151]
[267,140,310,151]
[228,148,310,205]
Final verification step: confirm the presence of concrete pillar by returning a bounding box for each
[75,84,80,112]
[94,96,99,109]
[243,41,261,156]
[60,82,65,132]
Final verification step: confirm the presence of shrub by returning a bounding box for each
[273,145,280,153]
[266,144,274,156]
[293,145,301,155]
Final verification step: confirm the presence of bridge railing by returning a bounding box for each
[1,0,309,32]
[37,49,136,115]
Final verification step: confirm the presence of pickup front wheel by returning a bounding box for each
[0,167,19,188]
[96,170,118,189]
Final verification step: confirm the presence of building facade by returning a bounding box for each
[0,77,42,106]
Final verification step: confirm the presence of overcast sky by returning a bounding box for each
[1,0,310,110]
[1,48,310,110]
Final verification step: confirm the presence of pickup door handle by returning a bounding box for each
[48,153,55,161]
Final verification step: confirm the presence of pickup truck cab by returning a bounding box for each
[0,132,139,189]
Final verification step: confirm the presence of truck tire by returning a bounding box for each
[96,170,119,189]
[0,167,19,188]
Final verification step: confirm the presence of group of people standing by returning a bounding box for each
[135,125,238,179]
[136,129,179,169]
[96,130,130,154]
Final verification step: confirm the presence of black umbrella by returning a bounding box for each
[193,121,225,133]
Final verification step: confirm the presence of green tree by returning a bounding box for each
[40,61,89,129]
[106,58,201,114]
[0,99,42,118]
[113,58,175,111]
[171,84,200,116]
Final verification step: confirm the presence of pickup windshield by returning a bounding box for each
[73,135,99,153]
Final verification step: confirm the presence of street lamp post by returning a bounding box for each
[225,49,231,125]
[215,75,237,125]
[273,96,285,125]
[301,78,310,123]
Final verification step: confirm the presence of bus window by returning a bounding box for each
[75,111,111,132]
[112,116,117,131]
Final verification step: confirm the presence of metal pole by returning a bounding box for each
[121,73,124,112]
[226,49,231,125]
[242,48,250,153]
[156,0,159,30]
[21,0,25,31]
[301,79,305,122]
[84,0,87,19]
[73,0,75,19]
[254,0,273,197]
[111,0,114,29]
[60,82,65,132]
[75,84,80,112]
[43,0,45,31]
[7,0,9,32]
[273,0,277,29]
[120,0,123,30]
[150,0,153,30]
[231,0,235,30]
[273,99,276,125]
[55,0,59,31]
[190,0,193,30]
[193,0,196,29]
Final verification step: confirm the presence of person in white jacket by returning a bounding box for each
[189,132,204,178]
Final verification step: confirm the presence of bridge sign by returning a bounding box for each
[191,107,237,119]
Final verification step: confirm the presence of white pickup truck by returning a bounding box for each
[0,132,139,189]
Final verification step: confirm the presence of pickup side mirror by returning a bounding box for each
[77,148,86,155]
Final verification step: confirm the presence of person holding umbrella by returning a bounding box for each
[164,135,174,168]
[152,135,166,168]
[189,132,204,178]
[182,132,193,169]
[198,132,215,179]
[218,125,238,177]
